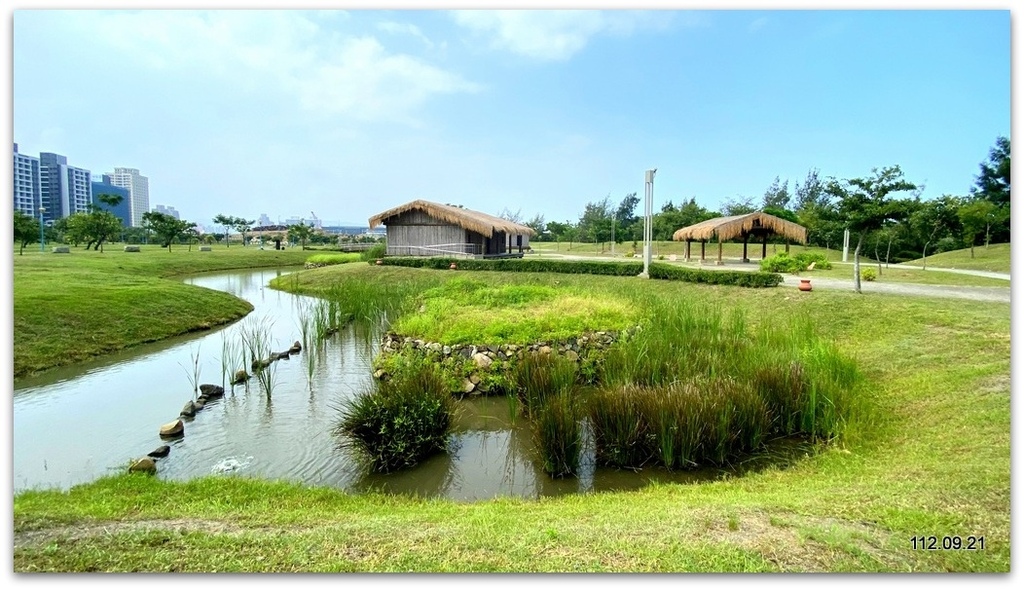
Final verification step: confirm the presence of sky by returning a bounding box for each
[8,4,1013,229]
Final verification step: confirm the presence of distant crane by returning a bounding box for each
[309,211,320,229]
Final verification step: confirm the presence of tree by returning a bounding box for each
[233,218,256,247]
[497,207,523,224]
[288,223,314,250]
[958,198,1002,257]
[143,211,191,252]
[972,136,1010,208]
[721,196,757,216]
[213,214,234,247]
[829,165,918,293]
[908,195,962,269]
[62,207,122,252]
[525,213,547,240]
[184,226,200,252]
[761,176,791,210]
[578,197,613,249]
[13,210,37,255]
[970,136,1010,243]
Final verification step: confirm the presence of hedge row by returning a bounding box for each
[371,257,783,288]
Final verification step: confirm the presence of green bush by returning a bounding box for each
[861,267,878,282]
[305,253,361,267]
[794,252,832,270]
[374,257,782,288]
[533,392,582,478]
[359,243,387,261]
[760,252,802,273]
[337,358,457,473]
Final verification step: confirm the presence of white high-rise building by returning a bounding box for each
[13,143,41,217]
[105,167,150,227]
[153,204,180,219]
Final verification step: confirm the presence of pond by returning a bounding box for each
[13,267,797,501]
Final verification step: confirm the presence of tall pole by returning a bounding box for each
[641,168,656,278]
[38,206,46,252]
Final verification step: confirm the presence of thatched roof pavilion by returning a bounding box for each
[672,212,808,265]
[369,199,536,257]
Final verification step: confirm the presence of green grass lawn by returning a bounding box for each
[14,262,1010,572]
[12,245,312,378]
[899,242,1010,274]
[790,264,1010,287]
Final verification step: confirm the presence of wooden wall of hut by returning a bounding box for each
[385,209,467,256]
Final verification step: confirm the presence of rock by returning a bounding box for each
[51,246,70,253]
[373,369,386,379]
[129,457,157,473]
[180,401,197,418]
[251,358,271,371]
[472,353,493,369]
[462,379,476,394]
[459,347,474,359]
[147,445,171,459]
[199,245,212,252]
[193,398,206,410]
[232,369,249,384]
[442,345,452,355]
[159,419,184,437]
[538,345,553,355]
[289,341,302,353]
[271,351,290,361]
[565,350,580,362]
[199,384,225,398]
[123,245,141,252]
[428,342,442,352]
[469,374,481,385]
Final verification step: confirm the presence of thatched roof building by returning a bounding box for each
[369,199,535,258]
[672,212,808,264]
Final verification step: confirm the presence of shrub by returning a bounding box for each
[359,242,387,261]
[337,359,457,473]
[533,392,582,478]
[861,267,877,282]
[760,252,802,274]
[794,252,832,270]
[305,253,361,267]
[372,257,783,288]
[508,351,578,419]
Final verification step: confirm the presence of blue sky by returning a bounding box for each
[10,7,1011,229]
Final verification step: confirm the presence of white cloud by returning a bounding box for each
[377,20,435,49]
[53,10,477,124]
[451,10,682,61]
[748,16,769,32]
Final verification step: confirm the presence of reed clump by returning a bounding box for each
[337,357,457,473]
[584,299,861,471]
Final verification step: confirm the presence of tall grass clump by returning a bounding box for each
[583,297,861,471]
[240,315,276,396]
[359,242,386,261]
[586,386,655,468]
[533,392,582,478]
[507,352,578,419]
[179,344,202,399]
[336,357,457,473]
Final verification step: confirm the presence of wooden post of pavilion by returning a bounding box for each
[685,240,691,261]
[717,235,724,265]
[742,235,749,263]
[762,234,768,260]
[700,240,706,263]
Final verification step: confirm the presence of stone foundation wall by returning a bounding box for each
[375,327,639,394]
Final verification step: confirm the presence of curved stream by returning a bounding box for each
[13,266,778,501]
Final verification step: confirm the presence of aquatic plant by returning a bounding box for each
[533,391,582,478]
[336,357,457,473]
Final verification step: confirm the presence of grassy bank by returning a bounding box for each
[899,242,1010,273]
[14,264,1010,572]
[12,246,311,378]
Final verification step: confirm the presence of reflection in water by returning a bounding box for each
[13,267,810,500]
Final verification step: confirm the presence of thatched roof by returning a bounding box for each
[672,212,807,244]
[368,200,536,238]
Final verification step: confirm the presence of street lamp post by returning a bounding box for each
[38,206,46,252]
[640,168,656,278]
